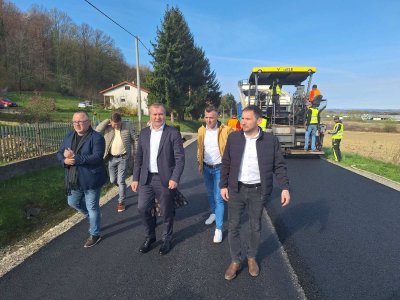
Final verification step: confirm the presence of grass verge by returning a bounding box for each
[0,166,115,249]
[324,148,400,183]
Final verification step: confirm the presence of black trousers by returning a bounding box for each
[332,139,342,161]
[228,185,266,262]
[137,173,175,241]
[272,95,280,113]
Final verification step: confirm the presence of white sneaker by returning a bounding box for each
[213,229,222,243]
[205,213,216,225]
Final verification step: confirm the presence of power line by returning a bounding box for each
[83,0,153,57]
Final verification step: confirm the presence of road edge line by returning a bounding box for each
[263,209,307,300]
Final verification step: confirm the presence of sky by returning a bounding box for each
[11,0,400,109]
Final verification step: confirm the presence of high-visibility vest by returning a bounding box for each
[272,84,281,95]
[332,123,344,139]
[259,118,267,131]
[310,107,319,124]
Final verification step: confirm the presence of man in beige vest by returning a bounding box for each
[96,112,136,212]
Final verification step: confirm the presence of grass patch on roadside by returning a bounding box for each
[0,167,70,248]
[324,148,400,183]
[0,166,116,249]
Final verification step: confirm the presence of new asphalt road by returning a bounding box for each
[1,142,399,299]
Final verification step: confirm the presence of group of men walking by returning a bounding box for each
[57,103,292,280]
[57,85,342,280]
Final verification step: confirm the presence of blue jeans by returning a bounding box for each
[305,124,318,151]
[68,188,101,236]
[203,165,225,230]
[108,156,127,203]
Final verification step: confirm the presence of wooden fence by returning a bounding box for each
[0,123,72,164]
[0,120,145,164]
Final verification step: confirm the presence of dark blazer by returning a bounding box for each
[133,125,185,187]
[57,128,107,190]
[220,129,289,197]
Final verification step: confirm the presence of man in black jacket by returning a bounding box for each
[220,105,290,280]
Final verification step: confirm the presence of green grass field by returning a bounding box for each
[324,148,400,183]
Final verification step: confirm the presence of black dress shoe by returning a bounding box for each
[159,240,171,255]
[139,237,156,253]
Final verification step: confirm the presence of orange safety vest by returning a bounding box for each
[309,88,321,102]
[227,118,241,131]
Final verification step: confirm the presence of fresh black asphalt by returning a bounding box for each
[1,142,399,299]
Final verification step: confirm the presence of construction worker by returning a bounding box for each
[328,116,344,161]
[269,78,281,115]
[304,102,320,151]
[227,112,241,131]
[308,84,321,103]
[259,116,268,132]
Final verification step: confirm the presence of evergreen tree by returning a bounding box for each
[147,6,221,121]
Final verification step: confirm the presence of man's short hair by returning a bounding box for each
[111,112,122,122]
[205,105,218,114]
[149,103,166,113]
[74,111,89,119]
[312,84,317,88]
[242,105,262,119]
[334,116,340,121]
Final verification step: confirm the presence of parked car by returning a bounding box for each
[78,101,93,108]
[1,98,18,107]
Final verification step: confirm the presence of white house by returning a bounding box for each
[99,81,150,115]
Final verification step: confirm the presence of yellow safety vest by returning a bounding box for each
[272,84,281,95]
[332,123,344,139]
[259,118,267,131]
[310,107,319,124]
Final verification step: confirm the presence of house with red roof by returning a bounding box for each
[99,81,150,115]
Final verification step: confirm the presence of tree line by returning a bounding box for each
[0,0,148,100]
[0,2,236,120]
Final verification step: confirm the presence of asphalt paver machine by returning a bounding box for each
[238,66,327,155]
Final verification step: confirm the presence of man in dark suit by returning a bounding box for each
[131,103,185,255]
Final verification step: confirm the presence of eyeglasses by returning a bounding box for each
[72,120,89,125]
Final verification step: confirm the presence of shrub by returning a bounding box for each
[116,106,138,117]
[383,121,397,133]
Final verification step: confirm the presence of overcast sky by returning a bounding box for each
[12,0,400,109]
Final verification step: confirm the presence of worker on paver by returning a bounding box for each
[269,78,281,115]
[304,102,320,151]
[308,84,321,103]
[328,116,344,161]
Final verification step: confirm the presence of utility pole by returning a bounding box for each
[135,36,142,129]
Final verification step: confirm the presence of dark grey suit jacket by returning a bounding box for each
[132,125,185,187]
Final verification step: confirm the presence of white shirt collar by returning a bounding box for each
[150,123,165,132]
[244,128,260,140]
[206,122,218,130]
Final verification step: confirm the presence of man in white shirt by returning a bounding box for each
[131,103,185,256]
[220,105,290,280]
[197,106,233,243]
